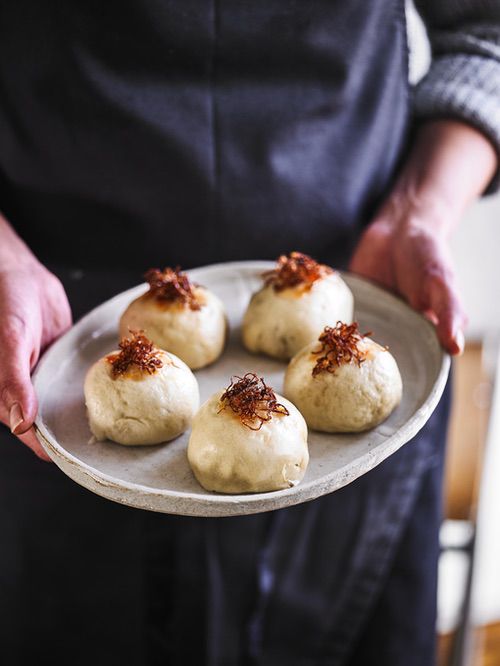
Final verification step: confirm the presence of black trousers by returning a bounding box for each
[0,403,448,666]
[0,270,449,666]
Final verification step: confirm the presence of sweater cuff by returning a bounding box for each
[413,54,500,194]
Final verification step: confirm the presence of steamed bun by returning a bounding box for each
[120,267,227,370]
[242,252,353,361]
[188,373,309,493]
[84,332,199,445]
[284,323,402,432]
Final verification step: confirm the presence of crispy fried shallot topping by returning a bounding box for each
[263,252,333,291]
[218,373,289,430]
[312,322,371,377]
[145,267,200,310]
[107,331,163,377]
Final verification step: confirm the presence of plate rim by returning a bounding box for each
[33,260,451,516]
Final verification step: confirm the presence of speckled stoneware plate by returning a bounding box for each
[33,261,450,517]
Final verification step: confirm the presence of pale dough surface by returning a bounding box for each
[188,391,309,493]
[284,339,402,432]
[242,273,353,360]
[84,350,200,445]
[119,287,227,370]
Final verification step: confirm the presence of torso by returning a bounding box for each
[0,1,409,270]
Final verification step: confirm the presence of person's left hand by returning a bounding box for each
[349,119,498,357]
[349,203,466,355]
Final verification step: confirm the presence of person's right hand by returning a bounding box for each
[0,259,72,461]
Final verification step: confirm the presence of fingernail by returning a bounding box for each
[9,402,25,434]
[454,329,465,356]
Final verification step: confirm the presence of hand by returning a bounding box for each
[350,119,497,356]
[0,233,72,460]
[349,206,466,355]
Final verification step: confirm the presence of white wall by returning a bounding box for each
[452,199,500,341]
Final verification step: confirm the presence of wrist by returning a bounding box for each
[0,214,39,271]
[394,188,457,240]
[371,182,458,241]
[373,119,498,241]
[398,120,496,221]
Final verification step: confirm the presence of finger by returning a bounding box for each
[17,427,52,463]
[427,275,467,355]
[421,310,439,326]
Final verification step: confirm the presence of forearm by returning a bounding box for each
[387,119,497,235]
[349,119,495,354]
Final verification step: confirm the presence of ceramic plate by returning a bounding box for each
[33,261,450,517]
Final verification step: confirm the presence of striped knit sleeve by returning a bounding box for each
[413,1,500,193]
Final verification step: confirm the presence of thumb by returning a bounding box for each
[427,274,467,356]
[0,352,37,433]
[0,331,50,461]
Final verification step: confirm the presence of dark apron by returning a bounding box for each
[0,2,447,665]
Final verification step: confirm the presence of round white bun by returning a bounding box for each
[242,273,354,360]
[84,349,199,445]
[119,286,227,370]
[284,338,402,432]
[187,391,309,493]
